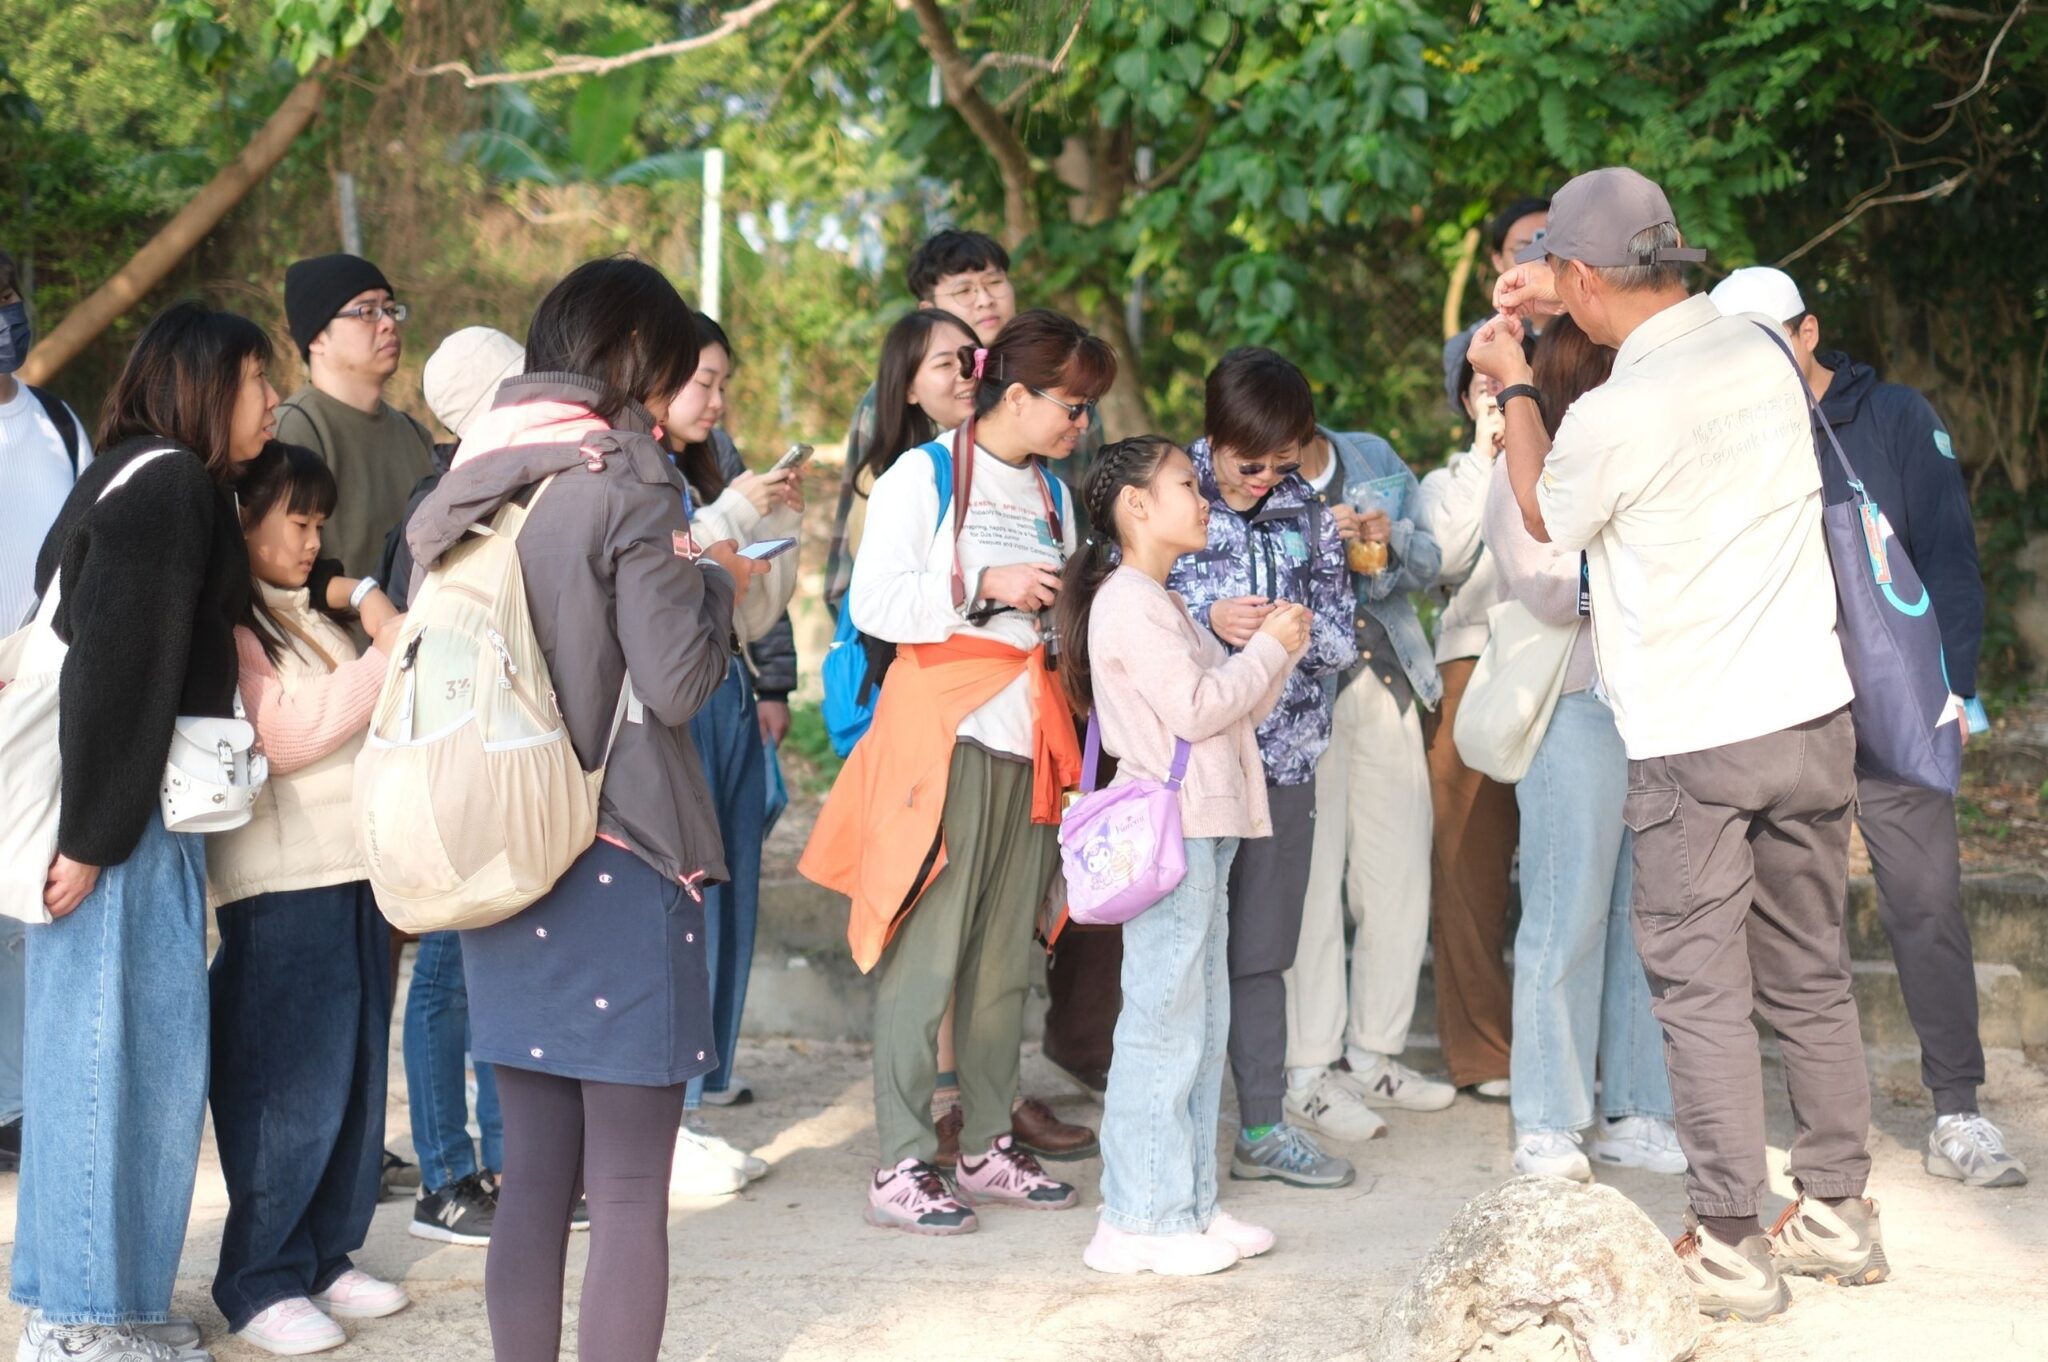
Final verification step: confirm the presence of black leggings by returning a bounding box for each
[486,1066,684,1362]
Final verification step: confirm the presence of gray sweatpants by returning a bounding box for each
[1625,707,1870,1218]
[1855,774,1983,1116]
[1226,781,1317,1129]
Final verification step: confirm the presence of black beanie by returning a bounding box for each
[284,253,393,356]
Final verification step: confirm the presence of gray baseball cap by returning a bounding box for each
[1513,167,1707,268]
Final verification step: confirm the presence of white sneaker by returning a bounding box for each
[1341,1054,1457,1113]
[1513,1128,1592,1182]
[671,1126,747,1195]
[686,1123,770,1182]
[1927,1112,2029,1188]
[1471,1078,1511,1101]
[1083,1219,1238,1276]
[702,1078,752,1107]
[235,1299,345,1356]
[1590,1116,1688,1174]
[1203,1209,1275,1259]
[20,1315,205,1362]
[308,1269,408,1321]
[24,1323,208,1362]
[1284,1070,1388,1142]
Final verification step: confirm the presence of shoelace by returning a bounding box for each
[901,1162,954,1204]
[1526,1130,1583,1159]
[1271,1125,1328,1172]
[1945,1114,2007,1155]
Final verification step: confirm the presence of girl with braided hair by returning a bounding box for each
[1055,436,1309,1275]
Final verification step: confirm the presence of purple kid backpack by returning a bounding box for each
[1059,713,1191,927]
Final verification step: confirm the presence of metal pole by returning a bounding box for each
[700,149,726,321]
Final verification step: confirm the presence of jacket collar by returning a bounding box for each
[1615,292,1719,372]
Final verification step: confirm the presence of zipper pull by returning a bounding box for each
[485,626,518,689]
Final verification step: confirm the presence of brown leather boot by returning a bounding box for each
[1010,1096,1099,1162]
[933,1104,964,1169]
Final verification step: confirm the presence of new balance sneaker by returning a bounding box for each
[19,1316,206,1362]
[378,1150,419,1201]
[1590,1116,1688,1174]
[1203,1209,1275,1259]
[1672,1215,1790,1323]
[686,1123,770,1182]
[310,1269,409,1320]
[409,1171,497,1245]
[1768,1194,1889,1286]
[1513,1129,1592,1182]
[954,1134,1079,1210]
[234,1299,344,1356]
[670,1126,747,1196]
[1083,1220,1238,1276]
[865,1159,978,1235]
[1926,1112,2028,1188]
[1341,1053,1457,1113]
[1285,1070,1388,1142]
[1231,1123,1355,1188]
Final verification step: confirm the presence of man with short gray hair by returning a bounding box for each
[1467,167,1881,1323]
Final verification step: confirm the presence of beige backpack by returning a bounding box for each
[355,475,628,932]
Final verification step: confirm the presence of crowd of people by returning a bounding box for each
[0,161,2023,1361]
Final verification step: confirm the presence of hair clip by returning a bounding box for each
[972,347,988,379]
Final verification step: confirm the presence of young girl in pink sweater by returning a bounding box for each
[1054,437,1310,1276]
[206,441,413,1355]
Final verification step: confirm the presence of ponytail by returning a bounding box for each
[1054,435,1180,715]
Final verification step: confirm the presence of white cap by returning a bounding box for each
[422,327,524,440]
[1709,266,1806,323]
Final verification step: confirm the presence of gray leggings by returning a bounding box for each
[486,1067,685,1362]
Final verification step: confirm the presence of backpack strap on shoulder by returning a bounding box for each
[27,386,81,477]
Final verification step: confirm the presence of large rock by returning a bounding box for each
[1365,1175,1699,1362]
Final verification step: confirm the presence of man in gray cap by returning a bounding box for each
[1465,167,1881,1323]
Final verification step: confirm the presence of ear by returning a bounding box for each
[1119,480,1149,522]
[1003,381,1030,415]
[1798,314,1821,350]
[307,326,330,361]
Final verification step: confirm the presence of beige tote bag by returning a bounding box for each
[1452,600,1580,784]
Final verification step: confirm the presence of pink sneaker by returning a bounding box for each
[1083,1219,1238,1276]
[1205,1209,1276,1258]
[310,1267,410,1319]
[954,1134,1080,1211]
[865,1159,979,1235]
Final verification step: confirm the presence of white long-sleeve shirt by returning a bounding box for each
[1414,443,1500,664]
[848,430,1076,758]
[0,383,92,630]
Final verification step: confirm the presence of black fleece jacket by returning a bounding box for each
[1813,351,1985,697]
[31,439,249,865]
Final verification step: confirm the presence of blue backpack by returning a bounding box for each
[820,440,1067,757]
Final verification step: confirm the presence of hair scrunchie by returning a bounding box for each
[972,347,989,379]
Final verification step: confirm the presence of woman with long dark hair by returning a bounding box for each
[1482,313,1678,1183]
[801,309,1114,1235]
[402,256,754,1361]
[14,300,278,1362]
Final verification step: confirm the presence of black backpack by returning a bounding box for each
[27,385,83,476]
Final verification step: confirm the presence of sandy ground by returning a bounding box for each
[2,1011,2044,1362]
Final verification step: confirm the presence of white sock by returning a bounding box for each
[1286,1065,1327,1094]
[1345,1046,1389,1073]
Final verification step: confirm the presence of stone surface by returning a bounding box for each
[1366,1175,1699,1362]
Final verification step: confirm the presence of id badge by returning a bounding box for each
[1858,503,1892,585]
[673,527,701,561]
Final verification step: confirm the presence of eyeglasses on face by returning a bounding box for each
[1028,387,1095,424]
[335,302,409,324]
[934,274,1013,306]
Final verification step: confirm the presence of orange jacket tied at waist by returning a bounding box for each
[798,635,1080,973]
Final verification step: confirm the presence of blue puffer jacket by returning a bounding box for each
[1324,428,1445,709]
[1168,438,1358,786]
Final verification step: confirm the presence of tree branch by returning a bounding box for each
[768,0,859,113]
[1933,0,2031,108]
[1776,168,1974,267]
[988,1,1095,114]
[1136,103,1215,191]
[413,0,784,87]
[1923,3,2007,21]
[907,0,1042,247]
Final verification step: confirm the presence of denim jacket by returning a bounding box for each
[1167,438,1358,786]
[1323,428,1444,710]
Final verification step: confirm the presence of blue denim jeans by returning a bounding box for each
[1099,836,1239,1235]
[11,813,209,1325]
[1511,691,1672,1133]
[403,930,502,1191]
[210,882,391,1330]
[0,915,24,1125]
[685,656,764,1109]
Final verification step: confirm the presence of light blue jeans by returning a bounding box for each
[12,813,210,1325]
[0,915,24,1125]
[1099,836,1239,1235]
[1510,691,1672,1134]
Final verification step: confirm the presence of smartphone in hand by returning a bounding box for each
[770,443,814,474]
[738,537,798,561]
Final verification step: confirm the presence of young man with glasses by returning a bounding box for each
[277,252,436,583]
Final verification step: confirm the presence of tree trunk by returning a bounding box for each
[906,0,1039,249]
[1055,126,1151,434]
[17,77,328,386]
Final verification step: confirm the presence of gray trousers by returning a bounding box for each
[1226,781,1317,1129]
[1855,774,1982,1115]
[1625,708,1870,1218]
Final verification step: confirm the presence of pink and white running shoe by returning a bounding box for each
[954,1134,1080,1211]
[865,1159,979,1235]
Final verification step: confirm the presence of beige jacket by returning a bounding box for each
[206,584,385,908]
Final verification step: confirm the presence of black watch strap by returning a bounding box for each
[1496,383,1542,414]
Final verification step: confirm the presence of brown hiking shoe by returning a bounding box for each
[1768,1194,1890,1286]
[1010,1096,1099,1161]
[1674,1215,1790,1323]
[933,1104,963,1169]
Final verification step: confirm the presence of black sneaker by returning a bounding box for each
[0,1118,20,1174]
[410,1171,497,1245]
[380,1149,421,1201]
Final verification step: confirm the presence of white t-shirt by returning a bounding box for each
[1535,293,1852,759]
[0,382,93,630]
[849,431,1076,758]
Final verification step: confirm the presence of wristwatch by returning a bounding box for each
[1496,383,1541,414]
